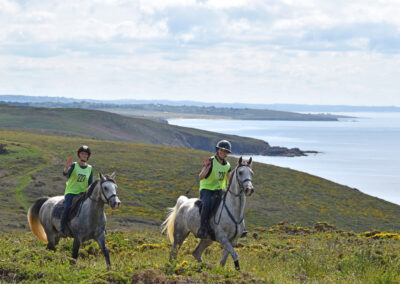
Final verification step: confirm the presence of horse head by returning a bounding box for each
[99,172,121,209]
[237,157,254,196]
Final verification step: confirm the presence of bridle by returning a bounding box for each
[214,163,253,238]
[90,179,118,205]
[227,164,252,197]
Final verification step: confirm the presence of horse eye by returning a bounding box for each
[105,187,109,191]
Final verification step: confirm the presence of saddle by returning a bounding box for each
[52,193,86,221]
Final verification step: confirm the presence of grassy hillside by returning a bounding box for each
[1,129,400,233]
[0,104,307,156]
[2,225,400,283]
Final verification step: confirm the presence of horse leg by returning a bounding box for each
[96,232,111,267]
[220,249,229,266]
[45,230,57,251]
[220,240,237,266]
[72,238,81,259]
[169,225,189,262]
[192,239,213,263]
[218,236,240,270]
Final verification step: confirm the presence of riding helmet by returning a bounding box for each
[77,145,91,158]
[216,140,232,153]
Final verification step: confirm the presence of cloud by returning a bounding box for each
[1,0,400,105]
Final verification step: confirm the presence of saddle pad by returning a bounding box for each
[52,193,86,220]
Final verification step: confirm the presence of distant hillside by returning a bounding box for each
[1,94,399,112]
[1,129,400,233]
[0,104,309,156]
[1,95,344,121]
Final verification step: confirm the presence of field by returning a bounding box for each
[2,129,400,282]
[1,129,400,232]
[1,224,400,283]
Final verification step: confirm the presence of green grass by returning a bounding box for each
[2,128,400,282]
[1,225,400,283]
[1,129,400,233]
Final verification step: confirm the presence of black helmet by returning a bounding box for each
[77,145,91,158]
[216,140,232,153]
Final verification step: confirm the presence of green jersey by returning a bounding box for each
[65,162,92,195]
[199,156,231,191]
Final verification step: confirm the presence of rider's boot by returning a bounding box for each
[58,210,68,238]
[196,204,211,239]
[196,225,208,239]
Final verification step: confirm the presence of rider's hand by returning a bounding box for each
[203,158,211,167]
[66,157,73,168]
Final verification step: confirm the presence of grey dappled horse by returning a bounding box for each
[27,173,120,267]
[162,157,254,271]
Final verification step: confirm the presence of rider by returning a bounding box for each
[59,145,93,237]
[197,140,232,239]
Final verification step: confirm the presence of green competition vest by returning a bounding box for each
[199,156,230,191]
[65,162,92,195]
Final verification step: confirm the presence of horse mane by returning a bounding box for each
[86,179,99,198]
[86,175,116,198]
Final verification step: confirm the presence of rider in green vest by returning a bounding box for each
[197,140,232,239]
[59,145,93,237]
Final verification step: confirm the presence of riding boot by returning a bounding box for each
[197,205,211,239]
[58,210,68,238]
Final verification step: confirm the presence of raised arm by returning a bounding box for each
[199,158,212,180]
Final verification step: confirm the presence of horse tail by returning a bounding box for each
[161,195,188,244]
[27,197,49,243]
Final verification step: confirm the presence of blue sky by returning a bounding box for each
[1,0,399,106]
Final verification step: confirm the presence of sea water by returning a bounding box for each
[169,112,400,205]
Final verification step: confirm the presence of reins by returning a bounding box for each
[214,163,250,239]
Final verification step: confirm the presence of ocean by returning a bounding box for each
[169,112,400,205]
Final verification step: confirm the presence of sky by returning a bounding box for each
[1,0,400,106]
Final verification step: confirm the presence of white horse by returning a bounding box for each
[162,157,254,270]
[27,173,120,267]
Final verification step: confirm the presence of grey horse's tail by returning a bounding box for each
[27,197,49,243]
[161,195,188,244]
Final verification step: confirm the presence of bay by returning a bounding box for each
[169,112,400,205]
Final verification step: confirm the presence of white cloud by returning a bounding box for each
[1,0,400,105]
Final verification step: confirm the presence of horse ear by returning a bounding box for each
[110,172,116,179]
[248,157,253,168]
[99,172,105,181]
[238,156,242,165]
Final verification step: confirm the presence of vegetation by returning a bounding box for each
[0,100,342,121]
[1,129,400,234]
[2,224,400,283]
[0,104,306,156]
[2,128,400,282]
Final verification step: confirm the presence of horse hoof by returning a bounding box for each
[192,253,202,263]
[234,260,240,271]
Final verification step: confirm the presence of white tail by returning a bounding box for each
[161,196,188,244]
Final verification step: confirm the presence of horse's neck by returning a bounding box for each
[84,185,105,216]
[225,173,246,218]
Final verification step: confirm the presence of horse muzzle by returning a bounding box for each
[245,187,254,196]
[110,196,121,209]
